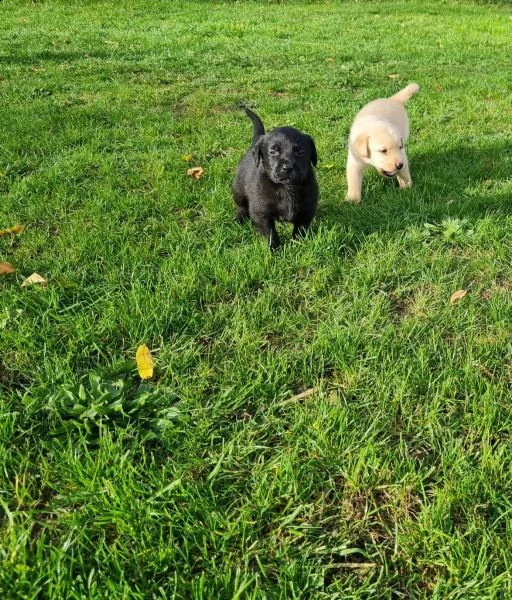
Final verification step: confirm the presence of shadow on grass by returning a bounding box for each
[320,140,512,241]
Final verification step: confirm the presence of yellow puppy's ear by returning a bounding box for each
[352,134,369,158]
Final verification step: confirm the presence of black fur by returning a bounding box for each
[232,108,319,250]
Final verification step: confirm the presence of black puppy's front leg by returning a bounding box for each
[253,215,280,251]
[292,224,308,239]
[292,214,314,240]
[292,201,317,240]
[236,204,249,224]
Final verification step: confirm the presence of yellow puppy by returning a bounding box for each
[346,83,420,202]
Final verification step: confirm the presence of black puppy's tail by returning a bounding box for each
[245,108,265,145]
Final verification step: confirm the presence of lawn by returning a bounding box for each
[1,0,512,597]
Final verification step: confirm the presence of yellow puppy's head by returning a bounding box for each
[353,122,405,178]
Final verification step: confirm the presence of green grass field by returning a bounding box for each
[1,0,512,597]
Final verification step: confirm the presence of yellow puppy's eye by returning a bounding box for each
[379,149,387,154]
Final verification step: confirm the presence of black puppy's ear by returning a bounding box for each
[306,135,318,167]
[252,138,263,167]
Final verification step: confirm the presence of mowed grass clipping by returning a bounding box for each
[1,0,512,597]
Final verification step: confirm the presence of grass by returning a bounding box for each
[1,0,512,597]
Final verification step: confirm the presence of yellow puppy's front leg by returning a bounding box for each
[346,155,363,202]
[396,153,412,189]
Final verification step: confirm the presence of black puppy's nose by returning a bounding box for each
[396,161,404,170]
[281,163,291,172]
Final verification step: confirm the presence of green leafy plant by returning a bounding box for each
[423,218,473,243]
[46,374,180,444]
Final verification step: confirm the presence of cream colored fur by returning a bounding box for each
[346,83,420,202]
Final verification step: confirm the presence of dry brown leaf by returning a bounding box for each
[0,224,24,237]
[136,344,154,380]
[277,386,320,408]
[187,167,204,180]
[450,289,467,305]
[0,262,16,274]
[21,272,47,288]
[335,562,377,570]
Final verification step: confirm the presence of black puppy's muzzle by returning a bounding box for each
[274,161,301,183]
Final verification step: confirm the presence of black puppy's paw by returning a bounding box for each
[292,225,308,240]
[236,206,249,224]
[269,230,281,251]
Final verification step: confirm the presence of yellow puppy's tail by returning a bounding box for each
[391,83,420,103]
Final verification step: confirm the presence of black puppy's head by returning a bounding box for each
[252,126,317,184]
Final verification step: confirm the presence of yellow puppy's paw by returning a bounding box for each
[398,179,412,189]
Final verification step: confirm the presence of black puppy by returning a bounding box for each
[232,108,318,250]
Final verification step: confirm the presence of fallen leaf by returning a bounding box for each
[182,154,193,162]
[475,363,495,381]
[337,562,377,570]
[323,164,335,170]
[136,344,154,380]
[187,167,204,180]
[388,74,399,79]
[277,386,320,408]
[450,289,467,305]
[0,262,16,274]
[21,272,47,288]
[0,224,24,237]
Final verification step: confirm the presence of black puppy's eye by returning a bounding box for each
[269,146,280,156]
[293,146,305,155]
[379,149,387,154]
